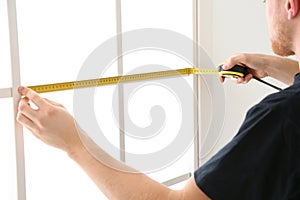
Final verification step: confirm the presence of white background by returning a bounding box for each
[0,0,284,199]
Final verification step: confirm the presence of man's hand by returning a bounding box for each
[220,53,299,85]
[220,53,268,83]
[17,86,83,154]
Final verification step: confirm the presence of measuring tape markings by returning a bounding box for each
[28,68,220,94]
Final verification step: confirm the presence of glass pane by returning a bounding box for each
[122,0,194,184]
[17,0,118,86]
[0,0,12,88]
[23,91,108,200]
[16,0,117,199]
[0,98,17,200]
[122,0,192,37]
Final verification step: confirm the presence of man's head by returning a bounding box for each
[265,0,300,56]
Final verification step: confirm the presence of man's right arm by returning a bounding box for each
[221,53,299,85]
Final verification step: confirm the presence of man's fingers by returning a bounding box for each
[221,63,231,70]
[18,97,38,120]
[244,73,253,83]
[219,76,225,83]
[236,74,253,84]
[44,98,64,107]
[223,54,249,70]
[17,112,36,130]
[17,112,42,139]
[18,86,46,108]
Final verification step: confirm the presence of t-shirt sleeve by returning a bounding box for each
[194,104,295,200]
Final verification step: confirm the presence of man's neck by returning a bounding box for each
[293,29,300,68]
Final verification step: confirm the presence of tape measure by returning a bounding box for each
[27,65,248,94]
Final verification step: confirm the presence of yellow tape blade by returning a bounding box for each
[27,68,219,93]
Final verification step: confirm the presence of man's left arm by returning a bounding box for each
[17,86,210,200]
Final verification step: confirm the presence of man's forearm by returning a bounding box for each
[67,133,181,200]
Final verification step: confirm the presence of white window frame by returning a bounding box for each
[0,0,213,199]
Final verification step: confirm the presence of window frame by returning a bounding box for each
[0,0,212,198]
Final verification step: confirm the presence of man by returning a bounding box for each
[17,0,300,199]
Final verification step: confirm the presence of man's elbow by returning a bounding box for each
[167,178,210,200]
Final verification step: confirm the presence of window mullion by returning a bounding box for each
[7,0,26,199]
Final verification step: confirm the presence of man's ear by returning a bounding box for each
[286,0,299,20]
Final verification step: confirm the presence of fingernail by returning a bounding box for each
[18,86,24,94]
[237,78,243,83]
[221,64,228,69]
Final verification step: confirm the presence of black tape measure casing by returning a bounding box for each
[218,64,249,78]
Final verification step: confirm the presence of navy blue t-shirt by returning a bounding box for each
[194,73,300,200]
